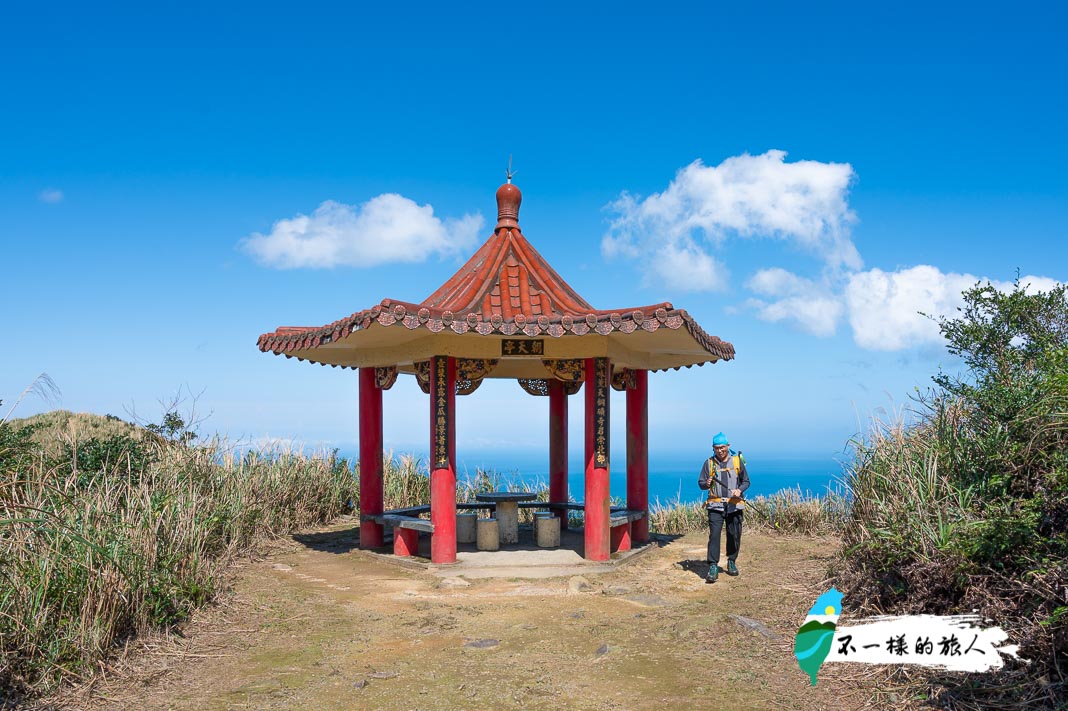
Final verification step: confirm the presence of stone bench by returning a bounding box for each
[609,509,646,527]
[518,501,584,511]
[609,509,647,553]
[382,514,434,557]
[361,504,431,526]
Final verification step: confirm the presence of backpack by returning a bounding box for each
[705,452,746,508]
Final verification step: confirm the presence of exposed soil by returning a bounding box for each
[76,522,891,710]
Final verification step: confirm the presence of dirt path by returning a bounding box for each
[88,523,883,710]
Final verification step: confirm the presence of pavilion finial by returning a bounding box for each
[495,167,522,230]
[506,154,517,184]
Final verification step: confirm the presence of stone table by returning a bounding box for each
[474,492,537,545]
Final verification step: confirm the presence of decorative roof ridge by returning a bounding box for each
[258,303,735,363]
[503,228,594,313]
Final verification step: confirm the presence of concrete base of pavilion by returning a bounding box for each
[364,526,659,580]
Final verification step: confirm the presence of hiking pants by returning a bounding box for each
[707,509,742,566]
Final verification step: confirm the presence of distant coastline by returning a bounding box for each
[328,449,849,504]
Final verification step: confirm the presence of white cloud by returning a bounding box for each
[602,150,859,290]
[845,267,1060,351]
[649,241,725,291]
[38,188,63,203]
[241,194,484,269]
[745,268,844,336]
[744,265,1062,351]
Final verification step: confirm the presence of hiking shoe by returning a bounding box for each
[705,564,719,583]
[726,560,739,576]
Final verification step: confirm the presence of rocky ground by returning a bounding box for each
[75,521,892,710]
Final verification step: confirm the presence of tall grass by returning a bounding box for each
[833,279,1068,708]
[647,488,849,536]
[1,410,852,701]
[0,420,368,698]
[842,410,978,569]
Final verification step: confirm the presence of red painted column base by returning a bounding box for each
[394,527,419,557]
[611,523,632,553]
[361,521,385,549]
[632,516,649,544]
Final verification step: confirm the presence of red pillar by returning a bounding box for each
[584,357,610,561]
[394,527,419,557]
[359,367,384,549]
[627,369,650,543]
[549,378,568,530]
[430,356,457,564]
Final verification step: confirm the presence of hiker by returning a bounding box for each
[698,432,750,583]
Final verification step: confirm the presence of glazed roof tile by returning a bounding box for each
[258,182,735,372]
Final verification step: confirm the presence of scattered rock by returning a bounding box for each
[624,593,670,608]
[439,577,471,589]
[606,585,632,595]
[271,563,292,571]
[419,626,437,635]
[507,586,557,596]
[728,614,780,640]
[568,576,592,593]
[353,680,368,689]
[568,609,585,619]
[594,643,611,657]
[464,638,500,649]
[369,671,398,679]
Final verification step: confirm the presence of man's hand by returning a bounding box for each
[731,488,742,498]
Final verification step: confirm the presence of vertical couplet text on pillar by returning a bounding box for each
[584,357,611,561]
[430,356,457,564]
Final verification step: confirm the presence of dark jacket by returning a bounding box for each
[698,453,750,513]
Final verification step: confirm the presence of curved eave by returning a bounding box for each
[258,300,735,374]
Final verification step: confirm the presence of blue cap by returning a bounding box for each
[712,432,729,446]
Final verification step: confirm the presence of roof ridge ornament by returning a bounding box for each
[496,156,521,230]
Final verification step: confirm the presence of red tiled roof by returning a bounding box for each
[257,182,735,368]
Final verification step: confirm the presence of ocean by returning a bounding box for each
[383,451,853,505]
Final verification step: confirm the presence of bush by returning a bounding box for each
[838,278,1068,708]
[0,421,359,700]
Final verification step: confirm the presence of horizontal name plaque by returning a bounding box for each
[501,339,544,356]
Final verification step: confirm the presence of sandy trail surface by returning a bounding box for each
[89,522,884,710]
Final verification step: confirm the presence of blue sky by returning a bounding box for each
[3,1,1066,472]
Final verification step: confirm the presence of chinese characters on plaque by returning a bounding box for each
[501,339,544,356]
[432,356,450,470]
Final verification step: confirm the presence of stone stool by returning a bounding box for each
[456,512,477,544]
[476,517,499,551]
[535,512,560,548]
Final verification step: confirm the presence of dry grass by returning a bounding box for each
[1,411,851,703]
[647,488,849,538]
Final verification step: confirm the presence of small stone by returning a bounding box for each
[568,609,585,619]
[439,577,470,588]
[464,638,500,649]
[370,671,398,679]
[271,563,292,571]
[624,593,670,608]
[568,576,592,593]
[353,680,368,689]
[594,644,610,657]
[728,614,780,640]
[606,584,632,595]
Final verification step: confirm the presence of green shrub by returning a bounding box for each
[838,278,1068,708]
